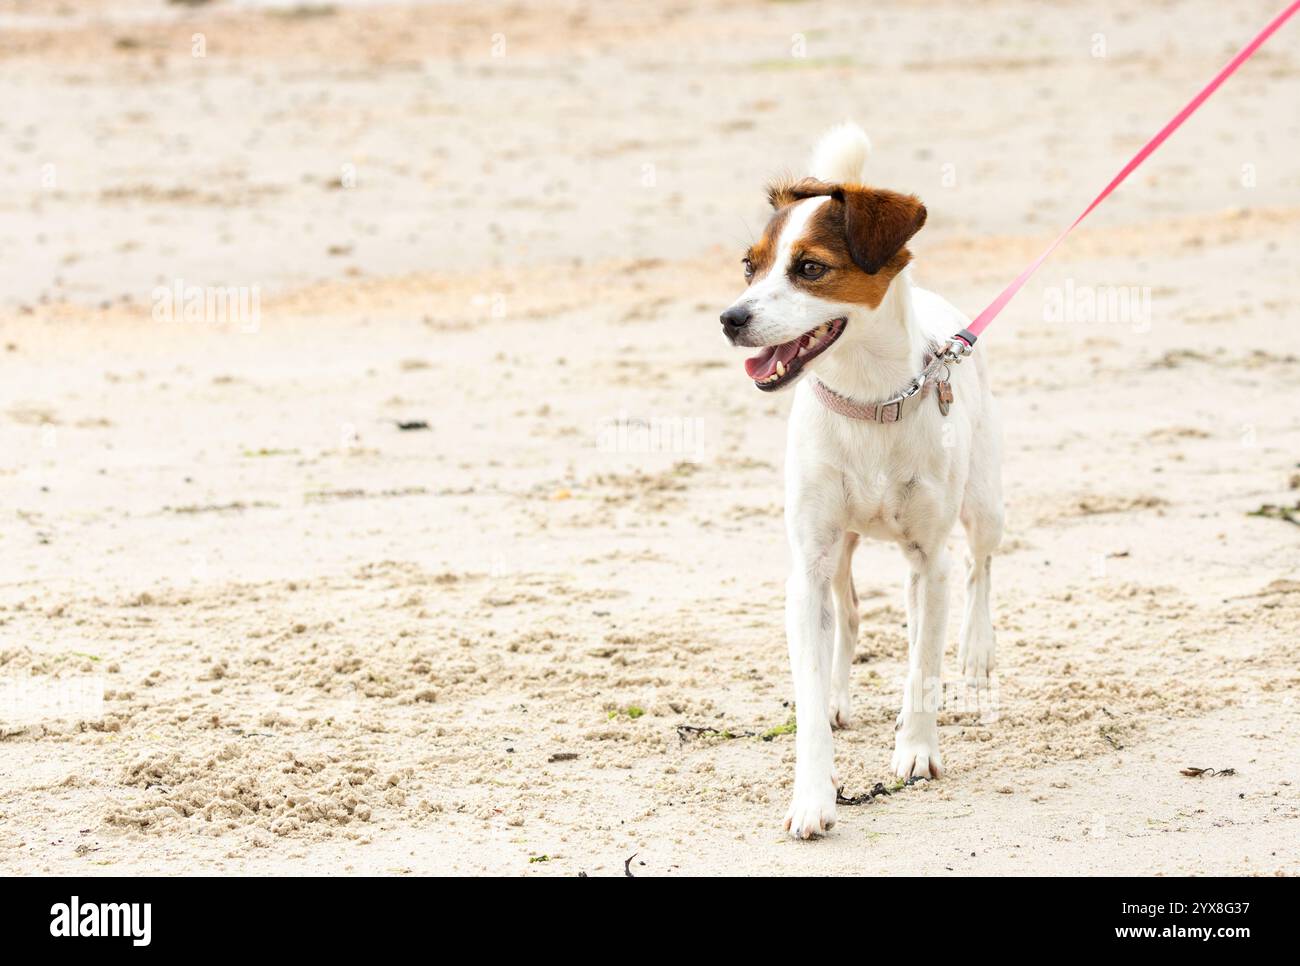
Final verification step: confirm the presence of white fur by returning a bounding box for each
[728,127,1005,840]
[809,122,871,183]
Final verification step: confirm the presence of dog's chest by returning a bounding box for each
[841,464,924,541]
[803,410,960,542]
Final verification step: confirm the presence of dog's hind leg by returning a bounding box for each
[892,541,950,780]
[958,421,1005,691]
[828,532,859,729]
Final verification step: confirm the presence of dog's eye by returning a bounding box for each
[798,261,827,280]
[742,258,754,279]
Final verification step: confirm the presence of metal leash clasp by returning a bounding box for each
[875,373,925,423]
[936,336,974,365]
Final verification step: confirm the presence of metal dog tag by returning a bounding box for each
[936,380,953,416]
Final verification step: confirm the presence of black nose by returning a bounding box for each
[720,306,751,331]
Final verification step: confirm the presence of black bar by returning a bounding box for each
[0,877,1287,950]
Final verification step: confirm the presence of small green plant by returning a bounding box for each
[528,854,550,864]
[760,717,797,741]
[1248,501,1300,526]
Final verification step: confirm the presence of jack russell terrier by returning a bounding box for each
[721,123,1004,839]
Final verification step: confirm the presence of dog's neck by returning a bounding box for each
[811,269,929,403]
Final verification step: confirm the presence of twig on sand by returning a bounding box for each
[836,776,929,805]
[624,852,637,877]
[1180,766,1236,777]
[836,782,892,806]
[676,724,755,742]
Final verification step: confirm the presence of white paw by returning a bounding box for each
[891,715,945,779]
[958,628,996,688]
[783,777,838,840]
[828,689,852,729]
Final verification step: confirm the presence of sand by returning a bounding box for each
[1,0,1298,876]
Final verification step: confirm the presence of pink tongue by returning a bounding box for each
[744,338,801,380]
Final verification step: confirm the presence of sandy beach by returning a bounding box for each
[1,0,1298,875]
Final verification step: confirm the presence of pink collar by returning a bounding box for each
[811,377,921,422]
[810,346,954,423]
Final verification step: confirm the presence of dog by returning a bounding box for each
[721,123,1004,839]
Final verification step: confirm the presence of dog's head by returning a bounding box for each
[721,128,926,392]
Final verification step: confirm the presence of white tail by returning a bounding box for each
[809,122,871,183]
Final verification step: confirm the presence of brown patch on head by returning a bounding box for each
[766,177,837,210]
[745,179,839,283]
[748,179,927,307]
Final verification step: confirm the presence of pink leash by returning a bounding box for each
[951,0,1300,349]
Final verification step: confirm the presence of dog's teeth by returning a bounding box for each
[776,361,786,377]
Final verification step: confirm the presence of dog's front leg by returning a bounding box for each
[892,545,950,779]
[783,537,841,839]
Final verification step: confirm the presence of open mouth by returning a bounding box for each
[744,318,847,391]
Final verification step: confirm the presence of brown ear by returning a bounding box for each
[835,186,927,275]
